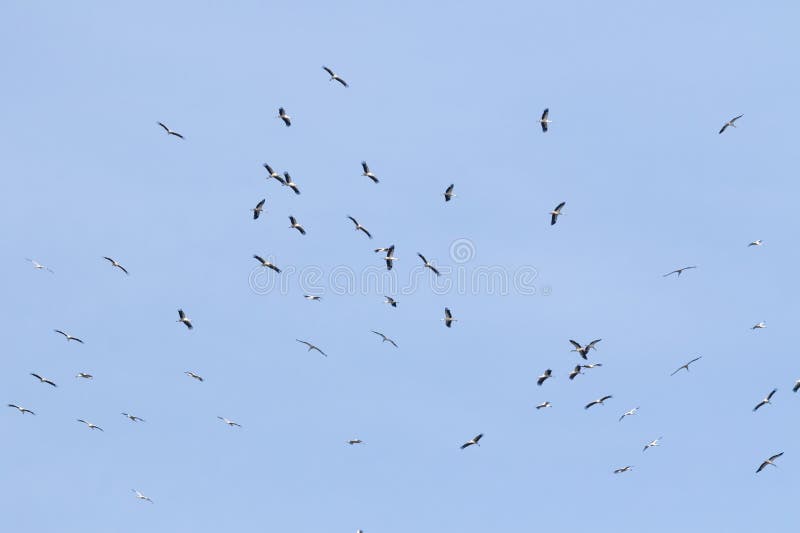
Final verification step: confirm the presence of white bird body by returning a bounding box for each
[619,407,639,422]
[132,489,153,503]
[25,258,54,273]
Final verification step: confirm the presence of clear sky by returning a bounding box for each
[1,1,798,532]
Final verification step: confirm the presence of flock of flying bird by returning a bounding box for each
[12,65,792,515]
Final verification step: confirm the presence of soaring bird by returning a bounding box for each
[361,161,379,184]
[582,363,603,370]
[283,172,301,194]
[671,356,702,376]
[460,433,483,449]
[756,452,784,473]
[304,295,322,301]
[296,339,327,357]
[613,466,633,474]
[7,404,35,415]
[751,322,766,330]
[537,369,552,386]
[185,371,204,382]
[217,416,242,428]
[753,388,777,412]
[643,436,663,452]
[30,373,57,387]
[347,216,372,239]
[251,199,266,220]
[585,395,613,410]
[374,246,392,253]
[444,183,456,202]
[322,66,348,87]
[177,309,193,330]
[550,201,565,226]
[663,266,697,278]
[619,407,639,422]
[75,372,93,379]
[121,413,145,422]
[568,365,584,380]
[384,296,398,308]
[132,489,153,503]
[793,379,800,393]
[719,114,743,134]
[54,330,84,343]
[418,253,441,276]
[442,307,457,328]
[289,215,306,235]
[103,257,129,275]
[371,330,398,348]
[539,108,552,132]
[383,245,397,271]
[278,107,291,127]
[748,240,763,247]
[157,122,184,139]
[263,163,285,185]
[253,255,281,273]
[347,439,364,445]
[536,401,553,410]
[25,258,54,273]
[76,419,103,431]
[569,339,601,360]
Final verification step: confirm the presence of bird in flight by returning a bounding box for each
[289,215,306,235]
[132,489,153,503]
[304,295,322,301]
[585,395,613,410]
[751,322,766,330]
[549,201,566,226]
[7,404,35,415]
[76,419,103,431]
[75,372,93,379]
[322,66,348,87]
[30,373,57,387]
[569,339,601,360]
[371,330,398,348]
[54,329,84,343]
[251,199,266,220]
[442,307,457,328]
[278,107,291,127]
[613,466,633,474]
[793,379,800,393]
[539,108,551,132]
[177,309,193,330]
[418,253,441,276]
[671,356,702,376]
[361,161,379,184]
[537,369,552,386]
[347,216,372,239]
[582,363,603,370]
[536,401,552,410]
[103,257,129,275]
[568,365,584,380]
[185,371,204,382]
[121,413,145,422]
[283,172,301,195]
[217,416,242,428]
[460,433,483,449]
[719,114,743,134]
[663,266,697,278]
[748,240,763,247]
[444,183,456,202]
[384,296,398,308]
[374,246,392,253]
[347,439,364,445]
[753,388,777,412]
[643,436,663,452]
[263,163,285,185]
[756,452,783,473]
[619,407,639,422]
[383,245,397,271]
[25,258,54,273]
[253,255,281,273]
[157,121,184,139]
[296,339,327,357]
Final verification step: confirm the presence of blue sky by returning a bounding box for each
[1,1,798,531]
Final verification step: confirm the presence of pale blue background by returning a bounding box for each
[1,2,797,532]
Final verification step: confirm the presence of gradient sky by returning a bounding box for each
[1,2,798,532]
